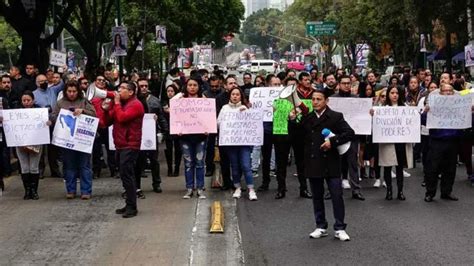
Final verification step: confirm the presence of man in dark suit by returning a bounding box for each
[296,89,354,241]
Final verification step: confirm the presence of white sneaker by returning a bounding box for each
[183,189,193,199]
[309,228,328,239]
[403,170,411,177]
[249,189,258,201]
[197,189,206,199]
[335,230,350,241]
[382,181,387,188]
[391,171,396,178]
[342,179,351,189]
[233,188,242,199]
[373,179,381,188]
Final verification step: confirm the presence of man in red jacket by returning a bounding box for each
[105,82,144,218]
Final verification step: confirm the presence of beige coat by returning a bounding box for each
[378,143,413,168]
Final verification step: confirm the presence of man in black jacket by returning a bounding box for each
[298,89,354,241]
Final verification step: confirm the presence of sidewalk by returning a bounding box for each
[0,164,244,265]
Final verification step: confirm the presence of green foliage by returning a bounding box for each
[0,18,21,55]
[240,8,284,55]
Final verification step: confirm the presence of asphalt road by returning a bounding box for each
[237,163,474,265]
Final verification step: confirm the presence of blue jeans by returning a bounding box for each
[180,139,206,189]
[62,149,93,195]
[226,146,254,188]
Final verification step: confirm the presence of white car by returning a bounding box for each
[237,64,251,73]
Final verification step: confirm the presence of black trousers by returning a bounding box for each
[425,138,458,197]
[309,177,346,231]
[383,165,403,192]
[260,132,273,187]
[218,144,232,187]
[340,139,361,194]
[135,150,161,190]
[274,136,307,192]
[117,149,139,210]
[205,134,217,173]
[165,138,182,173]
[92,128,117,177]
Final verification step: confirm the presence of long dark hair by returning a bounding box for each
[384,86,405,106]
[359,83,375,98]
[228,87,248,106]
[182,76,203,97]
[62,80,84,100]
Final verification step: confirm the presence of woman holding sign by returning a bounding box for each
[376,86,413,201]
[217,88,258,201]
[15,91,43,200]
[173,77,208,199]
[51,81,96,200]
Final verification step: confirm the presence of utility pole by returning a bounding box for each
[142,1,146,71]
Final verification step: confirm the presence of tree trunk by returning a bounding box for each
[445,31,452,73]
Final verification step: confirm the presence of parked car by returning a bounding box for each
[250,60,276,74]
[237,64,251,73]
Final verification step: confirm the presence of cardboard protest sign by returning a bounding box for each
[218,109,263,146]
[372,106,420,143]
[2,108,50,147]
[52,109,99,153]
[249,87,283,122]
[109,113,156,150]
[427,94,472,129]
[272,99,313,135]
[328,97,373,135]
[170,98,217,134]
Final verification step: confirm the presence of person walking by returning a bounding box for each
[105,82,145,218]
[51,81,96,200]
[218,87,258,201]
[298,89,354,241]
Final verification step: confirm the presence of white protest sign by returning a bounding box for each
[109,114,156,150]
[2,108,50,147]
[328,97,373,135]
[49,49,67,67]
[249,87,283,122]
[372,106,420,143]
[218,109,263,146]
[427,94,472,129]
[170,98,217,134]
[52,109,99,154]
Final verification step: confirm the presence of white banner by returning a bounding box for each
[249,87,283,122]
[52,109,99,154]
[49,49,67,67]
[328,97,373,135]
[372,106,420,143]
[218,109,264,146]
[109,114,156,150]
[156,25,167,44]
[2,108,50,147]
[111,26,128,57]
[427,94,472,129]
[465,44,474,67]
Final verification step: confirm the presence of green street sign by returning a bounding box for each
[306,21,336,36]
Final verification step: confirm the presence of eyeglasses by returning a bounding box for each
[96,78,106,82]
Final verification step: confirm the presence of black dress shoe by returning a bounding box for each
[385,190,393,200]
[300,190,312,199]
[441,194,459,201]
[352,192,365,201]
[115,206,127,214]
[424,195,434,202]
[221,185,232,191]
[324,191,331,200]
[275,191,285,199]
[122,209,138,218]
[257,185,269,192]
[397,192,406,201]
[153,186,163,193]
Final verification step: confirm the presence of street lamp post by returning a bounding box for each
[115,0,123,76]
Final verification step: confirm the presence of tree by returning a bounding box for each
[0,18,21,67]
[0,0,77,71]
[240,8,284,58]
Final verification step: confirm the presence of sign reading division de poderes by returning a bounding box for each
[52,109,99,154]
[372,106,420,143]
